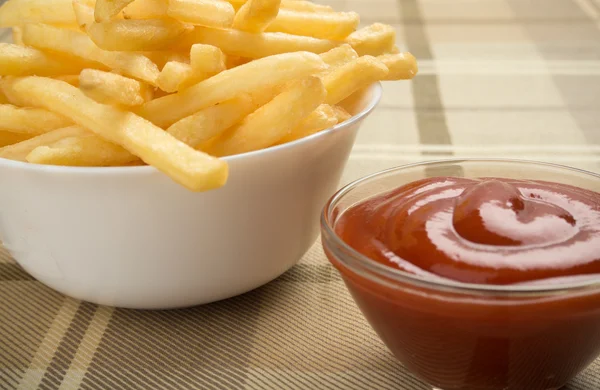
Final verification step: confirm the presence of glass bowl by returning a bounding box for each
[321,159,600,390]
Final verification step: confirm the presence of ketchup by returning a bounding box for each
[336,177,600,285]
[326,177,600,390]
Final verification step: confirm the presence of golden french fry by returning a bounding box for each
[346,23,395,56]
[178,26,338,58]
[10,76,228,191]
[0,0,76,27]
[319,44,358,69]
[0,86,8,104]
[280,0,332,12]
[0,43,90,76]
[22,24,160,85]
[377,52,418,80]
[157,61,195,93]
[0,125,87,161]
[168,0,235,28]
[266,10,359,40]
[139,51,326,127]
[79,69,153,106]
[27,135,140,166]
[1,76,32,106]
[122,0,168,19]
[94,0,134,22]
[0,130,31,148]
[332,105,351,123]
[144,51,189,69]
[73,0,95,28]
[87,19,192,51]
[0,104,73,135]
[225,0,333,12]
[323,55,388,105]
[278,103,337,144]
[55,75,80,87]
[167,94,254,147]
[224,55,250,69]
[232,0,280,33]
[11,26,23,44]
[247,83,283,107]
[207,76,326,156]
[190,44,226,75]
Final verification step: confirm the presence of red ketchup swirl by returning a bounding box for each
[336,177,600,285]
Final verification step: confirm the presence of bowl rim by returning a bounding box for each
[321,158,600,297]
[0,82,383,175]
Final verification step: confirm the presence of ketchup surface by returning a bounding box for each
[336,177,600,286]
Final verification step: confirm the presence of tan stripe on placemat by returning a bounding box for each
[58,306,114,390]
[17,299,80,390]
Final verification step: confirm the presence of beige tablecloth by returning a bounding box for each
[2,0,600,389]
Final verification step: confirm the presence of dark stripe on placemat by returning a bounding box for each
[399,0,457,178]
[81,289,266,390]
[0,263,35,281]
[38,302,97,390]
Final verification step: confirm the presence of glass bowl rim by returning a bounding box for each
[321,158,600,296]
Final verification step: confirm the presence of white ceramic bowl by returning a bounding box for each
[0,83,382,309]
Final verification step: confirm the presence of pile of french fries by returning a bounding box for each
[0,0,417,191]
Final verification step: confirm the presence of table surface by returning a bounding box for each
[2,0,600,389]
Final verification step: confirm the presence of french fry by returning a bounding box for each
[0,104,73,135]
[224,55,250,69]
[122,0,168,19]
[277,104,337,144]
[22,24,160,85]
[323,55,388,105]
[55,75,81,87]
[0,125,87,161]
[94,0,134,22]
[280,0,332,13]
[225,0,333,13]
[0,43,89,76]
[0,0,76,27]
[27,135,140,166]
[1,76,32,106]
[207,76,326,156]
[167,94,254,147]
[79,69,153,106]
[168,0,235,28]
[157,61,195,93]
[11,26,23,44]
[346,23,396,56]
[87,19,192,51]
[265,10,359,40]
[0,86,8,104]
[377,52,418,80]
[73,0,95,29]
[319,44,358,69]
[232,0,280,33]
[332,105,351,123]
[190,44,226,75]
[10,76,228,191]
[144,51,190,69]
[139,51,326,128]
[0,130,31,148]
[177,26,338,58]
